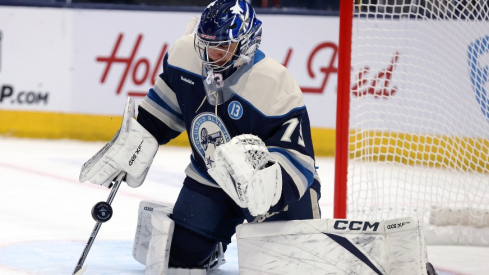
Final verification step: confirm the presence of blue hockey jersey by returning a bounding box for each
[137,34,321,213]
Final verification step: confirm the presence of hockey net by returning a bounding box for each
[335,0,489,245]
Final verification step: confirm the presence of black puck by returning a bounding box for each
[91,201,113,223]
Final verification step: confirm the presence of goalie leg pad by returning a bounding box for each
[133,201,174,266]
[167,268,206,275]
[145,208,176,275]
[133,200,212,275]
[236,217,429,275]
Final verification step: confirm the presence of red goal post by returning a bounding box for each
[334,0,354,220]
[335,0,489,246]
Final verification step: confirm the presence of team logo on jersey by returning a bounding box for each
[191,112,231,168]
[228,101,243,120]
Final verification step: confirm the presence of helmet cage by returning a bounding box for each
[194,35,242,72]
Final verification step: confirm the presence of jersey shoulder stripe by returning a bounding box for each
[269,147,316,194]
[146,88,183,121]
[153,75,182,114]
[184,162,219,188]
[140,69,186,132]
[140,98,185,132]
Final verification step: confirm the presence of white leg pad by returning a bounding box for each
[236,217,429,275]
[167,268,206,275]
[133,201,174,273]
[145,207,175,275]
[133,201,210,275]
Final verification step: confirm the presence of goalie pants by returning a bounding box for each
[168,176,321,268]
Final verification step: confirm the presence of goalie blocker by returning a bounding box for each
[79,97,159,188]
[236,216,436,275]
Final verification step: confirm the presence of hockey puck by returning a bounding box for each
[91,201,113,223]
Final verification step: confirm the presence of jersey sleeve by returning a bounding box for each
[137,52,186,145]
[242,56,321,213]
[261,101,321,213]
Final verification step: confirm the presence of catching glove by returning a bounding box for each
[207,134,282,216]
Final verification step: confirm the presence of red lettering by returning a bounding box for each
[132,58,150,85]
[301,42,338,93]
[96,33,168,97]
[283,42,338,94]
[151,44,168,84]
[351,67,370,97]
[97,33,142,95]
[282,48,293,68]
[352,52,399,98]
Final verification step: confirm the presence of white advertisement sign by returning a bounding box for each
[71,9,202,115]
[71,10,339,128]
[0,6,339,128]
[260,15,339,129]
[0,6,73,112]
[5,6,486,134]
[349,19,489,137]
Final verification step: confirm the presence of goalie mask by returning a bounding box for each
[194,0,262,105]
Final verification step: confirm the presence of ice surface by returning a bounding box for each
[0,137,487,274]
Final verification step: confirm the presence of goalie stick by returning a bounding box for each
[184,16,198,35]
[73,172,126,275]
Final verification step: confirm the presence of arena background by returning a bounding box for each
[0,2,338,156]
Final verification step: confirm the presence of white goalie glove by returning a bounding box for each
[207,134,282,217]
[79,97,159,188]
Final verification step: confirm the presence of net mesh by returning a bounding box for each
[348,0,489,227]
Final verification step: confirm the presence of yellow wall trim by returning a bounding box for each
[5,110,487,172]
[0,110,337,156]
[350,130,489,173]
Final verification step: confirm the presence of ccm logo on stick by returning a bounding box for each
[333,220,380,232]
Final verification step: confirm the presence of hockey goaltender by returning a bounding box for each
[78,0,437,274]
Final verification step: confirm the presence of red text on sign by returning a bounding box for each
[96,33,168,97]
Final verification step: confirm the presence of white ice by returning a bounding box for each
[0,137,488,275]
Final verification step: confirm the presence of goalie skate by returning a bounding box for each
[203,242,226,271]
